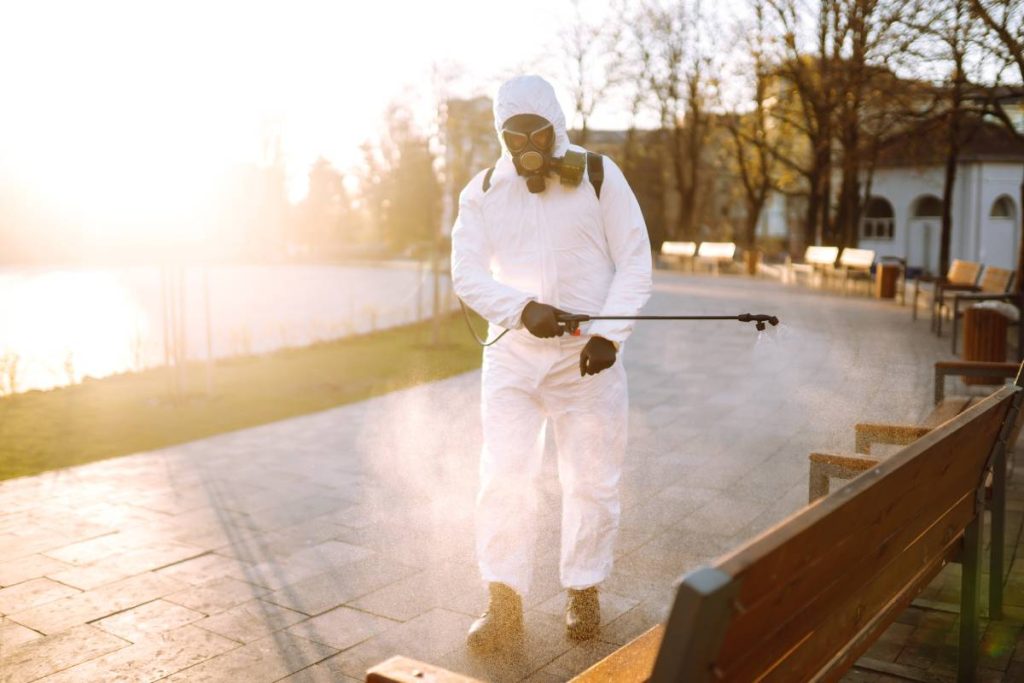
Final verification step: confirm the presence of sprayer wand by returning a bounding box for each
[458,299,780,346]
[556,312,780,335]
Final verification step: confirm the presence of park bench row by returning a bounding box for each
[907,258,1017,350]
[659,241,737,274]
[367,361,1024,682]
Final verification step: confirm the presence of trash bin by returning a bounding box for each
[963,307,1008,385]
[874,263,899,299]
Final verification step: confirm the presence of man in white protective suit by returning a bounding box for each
[451,74,652,650]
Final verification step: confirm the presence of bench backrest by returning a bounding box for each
[838,247,875,269]
[804,245,839,265]
[649,386,1018,682]
[979,266,1015,293]
[661,241,697,257]
[697,242,736,259]
[949,259,982,285]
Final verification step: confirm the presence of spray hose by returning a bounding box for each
[459,300,779,346]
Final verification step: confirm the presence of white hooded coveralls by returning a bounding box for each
[451,75,652,595]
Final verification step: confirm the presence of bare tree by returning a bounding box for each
[724,0,779,248]
[644,0,716,240]
[764,0,839,249]
[903,0,985,276]
[560,0,624,146]
[968,0,1024,291]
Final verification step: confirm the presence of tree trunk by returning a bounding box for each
[940,107,960,279]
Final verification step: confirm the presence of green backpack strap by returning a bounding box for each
[482,167,495,193]
[587,152,604,199]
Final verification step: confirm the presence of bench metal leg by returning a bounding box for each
[913,281,920,320]
[952,297,960,356]
[958,513,982,682]
[990,448,1007,620]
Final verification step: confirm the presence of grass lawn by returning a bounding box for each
[0,313,484,481]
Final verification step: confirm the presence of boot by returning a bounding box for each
[467,582,524,651]
[565,586,600,640]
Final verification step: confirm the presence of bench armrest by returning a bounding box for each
[853,423,932,454]
[808,450,881,502]
[935,361,1021,403]
[367,657,482,683]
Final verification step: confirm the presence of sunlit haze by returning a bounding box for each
[0,0,614,245]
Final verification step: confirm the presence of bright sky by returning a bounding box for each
[0,0,628,241]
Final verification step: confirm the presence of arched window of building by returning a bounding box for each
[862,196,895,239]
[991,195,1015,218]
[912,195,943,217]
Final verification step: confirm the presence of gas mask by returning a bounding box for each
[501,114,586,193]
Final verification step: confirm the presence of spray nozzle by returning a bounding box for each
[738,313,779,331]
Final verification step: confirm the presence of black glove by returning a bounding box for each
[580,336,617,376]
[521,301,567,338]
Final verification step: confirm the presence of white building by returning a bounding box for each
[857,122,1024,274]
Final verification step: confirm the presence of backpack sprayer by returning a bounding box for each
[459,300,780,347]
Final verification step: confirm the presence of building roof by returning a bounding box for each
[876,116,1024,168]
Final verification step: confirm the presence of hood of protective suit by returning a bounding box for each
[493,75,571,158]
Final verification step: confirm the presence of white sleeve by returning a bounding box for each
[587,157,653,344]
[450,178,534,330]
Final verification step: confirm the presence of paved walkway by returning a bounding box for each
[0,273,1017,682]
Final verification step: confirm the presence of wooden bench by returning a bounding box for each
[368,369,1023,683]
[831,247,876,295]
[787,245,838,286]
[949,267,1018,353]
[658,241,697,272]
[809,360,1022,622]
[909,258,982,327]
[695,241,736,275]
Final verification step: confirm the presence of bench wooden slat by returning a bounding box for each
[570,625,663,682]
[922,397,977,428]
[719,389,1008,598]
[720,441,983,664]
[709,390,1010,675]
[721,492,973,681]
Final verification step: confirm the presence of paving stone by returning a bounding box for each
[0,578,80,615]
[0,531,78,564]
[196,599,307,643]
[42,532,150,566]
[46,542,205,590]
[263,556,419,616]
[533,589,639,627]
[348,562,488,621]
[240,541,379,591]
[154,552,259,587]
[286,605,396,650]
[0,555,72,588]
[0,624,129,681]
[435,610,584,682]
[322,608,475,679]
[277,660,363,682]
[599,600,668,646]
[9,572,186,635]
[166,576,269,615]
[39,623,239,682]
[531,639,621,680]
[94,599,205,641]
[0,616,42,652]
[160,631,338,682]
